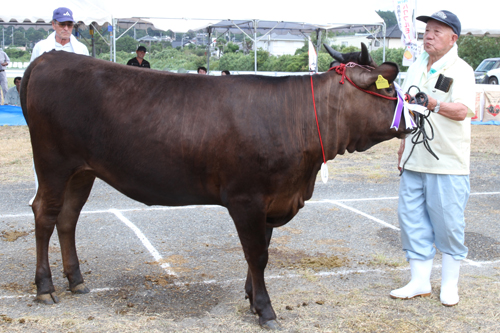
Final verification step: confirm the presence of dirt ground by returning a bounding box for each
[1,125,500,332]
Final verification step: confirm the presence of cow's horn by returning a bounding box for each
[323,43,344,63]
[357,43,371,65]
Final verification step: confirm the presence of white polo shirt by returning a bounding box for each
[30,32,89,61]
[399,44,475,175]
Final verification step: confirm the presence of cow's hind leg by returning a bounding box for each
[228,201,279,329]
[56,171,96,295]
[33,179,66,304]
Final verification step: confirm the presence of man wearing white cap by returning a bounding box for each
[391,10,475,307]
[30,7,89,61]
[28,7,89,206]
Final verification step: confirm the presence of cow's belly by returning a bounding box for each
[93,167,223,207]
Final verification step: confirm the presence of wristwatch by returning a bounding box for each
[432,100,441,113]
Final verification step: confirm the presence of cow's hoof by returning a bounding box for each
[261,319,281,330]
[71,283,90,294]
[36,292,59,305]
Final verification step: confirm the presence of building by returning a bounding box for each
[367,25,423,50]
[327,33,372,50]
[256,33,306,56]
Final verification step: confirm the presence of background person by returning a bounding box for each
[391,10,475,307]
[28,7,89,206]
[5,76,21,106]
[31,7,89,61]
[197,67,207,74]
[126,46,150,68]
[221,70,230,75]
[0,48,10,102]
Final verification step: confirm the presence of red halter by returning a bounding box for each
[328,63,398,101]
[310,63,398,165]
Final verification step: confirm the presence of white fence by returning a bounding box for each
[6,62,30,69]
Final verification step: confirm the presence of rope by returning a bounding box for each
[310,63,402,166]
[310,75,326,164]
[329,63,398,101]
[400,85,439,175]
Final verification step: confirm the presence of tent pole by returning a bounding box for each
[109,23,112,62]
[113,18,117,62]
[316,29,322,73]
[206,27,212,73]
[90,22,96,58]
[254,20,258,74]
[382,23,386,63]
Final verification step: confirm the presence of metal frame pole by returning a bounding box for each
[382,22,386,62]
[113,18,117,62]
[206,27,212,73]
[254,20,257,74]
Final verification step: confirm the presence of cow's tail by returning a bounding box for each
[20,56,43,127]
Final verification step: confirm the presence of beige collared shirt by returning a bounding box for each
[399,46,475,175]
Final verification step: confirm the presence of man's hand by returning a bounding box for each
[426,95,468,121]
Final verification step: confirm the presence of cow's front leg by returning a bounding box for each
[228,200,279,329]
[245,226,274,316]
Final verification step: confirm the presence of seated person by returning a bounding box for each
[5,76,21,106]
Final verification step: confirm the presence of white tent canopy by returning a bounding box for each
[0,0,111,26]
[2,0,498,36]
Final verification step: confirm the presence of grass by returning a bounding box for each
[369,253,407,267]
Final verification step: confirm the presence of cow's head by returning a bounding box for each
[324,42,377,68]
[322,44,411,153]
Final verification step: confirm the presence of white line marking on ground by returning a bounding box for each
[3,259,499,300]
[322,199,401,231]
[109,209,177,276]
[0,287,118,300]
[1,190,498,219]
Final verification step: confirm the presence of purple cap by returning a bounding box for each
[53,7,74,22]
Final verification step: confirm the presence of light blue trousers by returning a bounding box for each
[398,170,470,261]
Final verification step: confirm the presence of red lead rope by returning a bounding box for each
[310,75,327,165]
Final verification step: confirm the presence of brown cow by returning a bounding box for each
[21,45,411,329]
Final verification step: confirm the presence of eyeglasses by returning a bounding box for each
[57,21,74,28]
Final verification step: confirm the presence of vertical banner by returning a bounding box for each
[393,0,417,66]
[308,38,317,73]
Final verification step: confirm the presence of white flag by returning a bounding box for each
[308,38,317,73]
[393,0,418,65]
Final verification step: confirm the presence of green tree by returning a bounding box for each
[370,47,408,71]
[116,35,138,53]
[457,35,500,70]
[377,10,398,28]
[25,28,47,45]
[225,42,239,53]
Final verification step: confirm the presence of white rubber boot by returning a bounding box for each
[390,259,433,299]
[440,253,461,306]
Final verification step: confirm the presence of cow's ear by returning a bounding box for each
[377,62,399,83]
[353,62,399,88]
